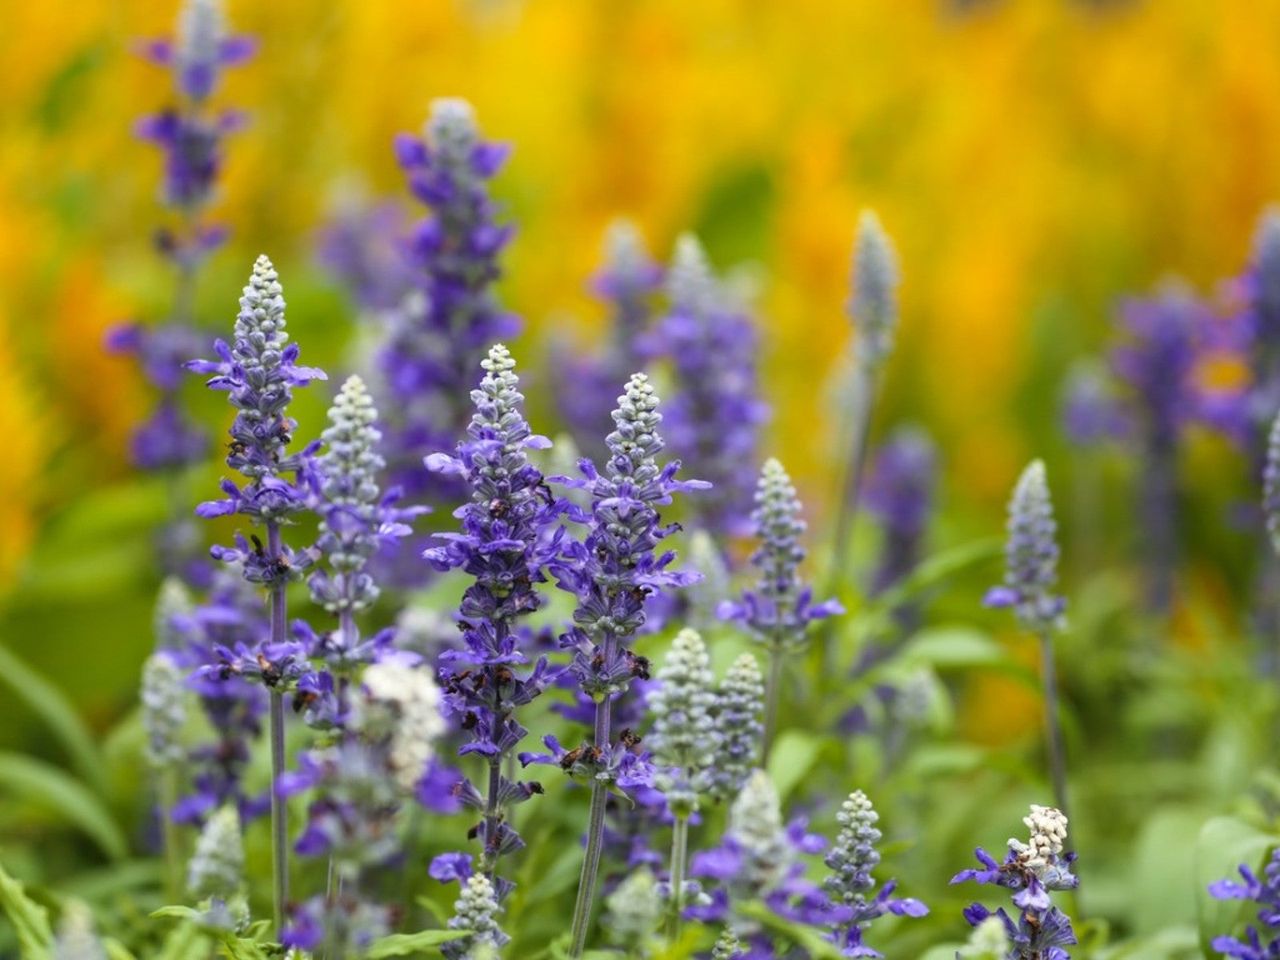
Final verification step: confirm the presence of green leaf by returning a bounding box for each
[898,626,1008,670]
[0,753,127,860]
[102,939,141,960]
[0,861,54,960]
[1195,815,1280,955]
[155,920,210,960]
[766,729,821,801]
[217,937,271,960]
[366,929,470,957]
[738,902,845,958]
[861,538,1001,622]
[0,644,104,791]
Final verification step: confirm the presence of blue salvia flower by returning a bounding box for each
[822,790,928,958]
[1266,410,1280,557]
[316,198,415,312]
[53,903,106,960]
[187,254,325,935]
[651,234,768,538]
[1060,361,1127,448]
[303,375,423,693]
[720,458,842,758]
[1209,846,1280,959]
[863,425,937,600]
[709,652,765,802]
[830,211,900,574]
[952,805,1079,960]
[424,344,561,893]
[442,874,510,960]
[378,99,519,516]
[984,460,1066,633]
[537,371,706,955]
[985,460,1071,817]
[555,220,663,460]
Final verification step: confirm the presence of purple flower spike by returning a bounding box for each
[986,460,1065,634]
[425,344,562,892]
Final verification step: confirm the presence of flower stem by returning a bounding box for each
[830,363,879,588]
[159,767,182,903]
[762,646,784,764]
[568,679,614,958]
[1037,628,1070,822]
[665,814,690,943]
[267,521,289,940]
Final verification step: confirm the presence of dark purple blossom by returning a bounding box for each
[1209,847,1280,959]
[984,460,1065,634]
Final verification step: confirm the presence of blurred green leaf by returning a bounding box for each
[898,626,1007,670]
[767,729,822,801]
[102,939,141,960]
[0,861,54,960]
[0,644,104,792]
[366,929,470,956]
[738,901,845,958]
[0,753,127,860]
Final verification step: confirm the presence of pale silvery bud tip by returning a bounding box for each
[849,209,899,366]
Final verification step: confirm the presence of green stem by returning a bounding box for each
[762,646,784,764]
[665,814,690,943]
[1037,629,1070,822]
[160,767,182,903]
[568,677,614,957]
[267,522,289,940]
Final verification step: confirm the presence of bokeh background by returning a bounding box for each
[3,0,1280,809]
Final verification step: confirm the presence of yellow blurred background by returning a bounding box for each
[3,0,1280,597]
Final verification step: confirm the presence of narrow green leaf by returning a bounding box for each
[0,644,103,791]
[766,729,821,801]
[102,938,141,960]
[738,902,845,958]
[0,861,54,960]
[0,753,127,860]
[216,937,272,960]
[150,905,204,922]
[366,929,470,957]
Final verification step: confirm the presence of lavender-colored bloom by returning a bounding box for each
[543,371,706,953]
[187,255,325,584]
[822,791,927,958]
[863,426,937,598]
[849,211,899,369]
[1209,846,1280,959]
[709,653,765,802]
[721,458,841,755]
[984,460,1066,633]
[305,375,423,694]
[424,344,560,889]
[952,805,1079,960]
[139,0,256,102]
[377,99,519,515]
[555,220,663,458]
[649,234,767,537]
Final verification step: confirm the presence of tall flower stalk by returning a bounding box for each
[424,344,560,895]
[721,458,841,760]
[984,461,1070,820]
[545,372,706,956]
[107,0,255,580]
[649,628,718,938]
[651,235,767,538]
[187,254,326,936]
[140,649,189,900]
[830,211,899,579]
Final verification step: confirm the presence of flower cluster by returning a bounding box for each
[984,460,1065,634]
[376,99,520,515]
[649,628,718,815]
[823,791,927,957]
[953,805,1079,960]
[425,344,561,891]
[708,652,765,802]
[649,235,767,538]
[1210,846,1280,959]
